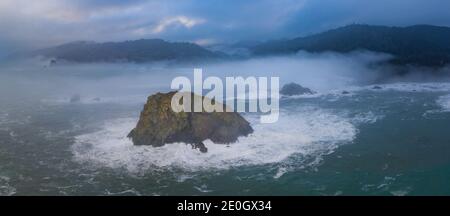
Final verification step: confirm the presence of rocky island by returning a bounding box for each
[280,83,315,96]
[128,91,253,153]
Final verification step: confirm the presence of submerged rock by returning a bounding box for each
[70,94,81,103]
[280,83,315,96]
[128,91,253,153]
[50,59,57,65]
[372,86,383,90]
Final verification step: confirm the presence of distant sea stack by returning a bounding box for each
[128,91,253,153]
[70,94,81,103]
[280,83,315,96]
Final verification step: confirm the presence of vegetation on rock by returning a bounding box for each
[128,91,253,153]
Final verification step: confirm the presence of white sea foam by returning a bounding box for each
[273,167,288,179]
[379,82,450,92]
[351,111,384,124]
[104,189,142,196]
[0,176,16,196]
[390,189,410,196]
[437,94,450,112]
[72,107,357,174]
[280,92,323,100]
[0,111,32,132]
[351,82,450,93]
[194,184,213,193]
[318,82,450,101]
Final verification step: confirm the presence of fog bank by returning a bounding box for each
[1,51,449,105]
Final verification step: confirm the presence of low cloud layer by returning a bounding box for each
[0,51,394,101]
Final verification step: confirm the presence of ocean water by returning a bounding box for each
[2,82,450,195]
[2,61,450,195]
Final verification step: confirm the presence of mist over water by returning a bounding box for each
[0,51,393,103]
[2,52,450,195]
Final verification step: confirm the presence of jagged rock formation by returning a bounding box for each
[128,91,253,153]
[280,83,315,96]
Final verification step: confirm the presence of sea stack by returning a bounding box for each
[128,91,253,153]
[280,83,315,96]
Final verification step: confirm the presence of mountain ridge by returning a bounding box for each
[251,24,450,66]
[32,39,227,63]
[27,24,450,67]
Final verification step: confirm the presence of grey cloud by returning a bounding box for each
[1,0,450,55]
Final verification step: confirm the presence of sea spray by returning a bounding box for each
[72,106,357,174]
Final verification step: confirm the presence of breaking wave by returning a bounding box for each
[437,94,450,112]
[339,82,450,94]
[0,176,16,196]
[72,106,359,174]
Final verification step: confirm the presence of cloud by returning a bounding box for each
[0,0,147,23]
[193,38,219,46]
[285,0,450,36]
[0,0,157,50]
[1,0,450,54]
[133,16,205,36]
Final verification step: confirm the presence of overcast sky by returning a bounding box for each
[1,0,450,55]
